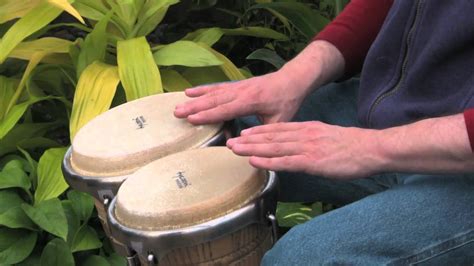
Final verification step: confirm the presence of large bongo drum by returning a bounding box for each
[62,92,226,253]
[107,147,278,265]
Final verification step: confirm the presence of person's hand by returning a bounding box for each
[174,71,311,125]
[226,121,385,179]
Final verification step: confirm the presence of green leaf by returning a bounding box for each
[0,159,31,191]
[134,0,179,37]
[83,255,110,266]
[161,69,192,92]
[0,206,36,230]
[198,44,245,81]
[35,147,68,203]
[0,190,35,229]
[276,202,323,227]
[71,225,102,252]
[117,37,163,101]
[22,198,68,240]
[76,12,112,77]
[18,147,38,188]
[221,27,289,40]
[181,67,228,87]
[0,2,63,64]
[246,48,286,69]
[40,238,74,266]
[0,76,17,119]
[183,26,288,47]
[153,41,222,67]
[0,122,59,157]
[247,2,330,38]
[0,228,37,265]
[62,200,80,246]
[0,190,24,212]
[183,27,224,47]
[67,190,94,223]
[6,52,47,115]
[0,96,54,140]
[70,62,120,140]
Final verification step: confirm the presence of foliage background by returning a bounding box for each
[0,0,347,264]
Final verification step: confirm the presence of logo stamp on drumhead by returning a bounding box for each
[173,171,190,189]
[133,116,147,129]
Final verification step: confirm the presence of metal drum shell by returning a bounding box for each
[62,125,230,256]
[107,171,279,265]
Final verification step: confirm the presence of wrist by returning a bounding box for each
[279,40,345,96]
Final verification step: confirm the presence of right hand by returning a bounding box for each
[174,71,310,125]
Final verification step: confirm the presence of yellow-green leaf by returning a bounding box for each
[134,0,178,37]
[198,44,245,81]
[76,12,111,77]
[117,37,163,101]
[0,2,63,64]
[153,41,222,67]
[6,52,47,115]
[0,0,41,23]
[161,69,192,92]
[0,76,17,120]
[70,61,120,140]
[35,147,69,203]
[48,0,85,24]
[8,37,72,59]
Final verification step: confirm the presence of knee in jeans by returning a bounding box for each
[261,223,343,265]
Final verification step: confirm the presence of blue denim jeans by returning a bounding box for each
[235,79,474,265]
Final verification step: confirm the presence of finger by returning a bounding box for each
[174,91,234,118]
[187,102,253,124]
[226,131,300,148]
[249,155,308,172]
[184,82,228,97]
[240,122,308,136]
[230,142,302,157]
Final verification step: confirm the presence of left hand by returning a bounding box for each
[226,121,385,180]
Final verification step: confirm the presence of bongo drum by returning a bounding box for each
[107,147,278,265]
[62,92,226,253]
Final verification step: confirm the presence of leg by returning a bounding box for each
[262,174,474,265]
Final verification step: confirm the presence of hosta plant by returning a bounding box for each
[0,0,289,264]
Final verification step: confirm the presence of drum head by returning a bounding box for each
[114,147,267,231]
[70,92,222,177]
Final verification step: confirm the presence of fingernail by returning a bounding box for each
[226,138,236,147]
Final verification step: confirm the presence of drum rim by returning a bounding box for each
[106,171,279,262]
[61,129,227,202]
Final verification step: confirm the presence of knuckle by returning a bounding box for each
[272,143,282,155]
[264,133,275,142]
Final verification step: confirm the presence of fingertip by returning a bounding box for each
[226,138,235,148]
[240,128,251,136]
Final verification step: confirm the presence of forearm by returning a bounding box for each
[374,113,474,173]
[277,40,345,96]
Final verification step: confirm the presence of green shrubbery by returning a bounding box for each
[0,0,345,264]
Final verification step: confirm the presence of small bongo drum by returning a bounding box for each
[107,147,278,265]
[62,92,226,253]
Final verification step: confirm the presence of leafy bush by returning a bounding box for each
[0,0,346,264]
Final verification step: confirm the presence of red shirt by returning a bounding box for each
[313,0,474,151]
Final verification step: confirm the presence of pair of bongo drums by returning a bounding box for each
[62,92,278,265]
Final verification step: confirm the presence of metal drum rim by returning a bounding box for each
[106,171,279,261]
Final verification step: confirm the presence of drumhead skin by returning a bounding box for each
[114,147,267,231]
[70,92,223,177]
